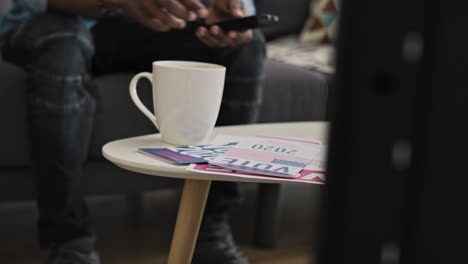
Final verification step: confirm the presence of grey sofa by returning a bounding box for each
[0,0,326,248]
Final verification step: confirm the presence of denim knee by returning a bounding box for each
[220,30,266,101]
[1,13,96,114]
[26,38,96,116]
[226,29,266,79]
[249,29,267,62]
[3,12,94,68]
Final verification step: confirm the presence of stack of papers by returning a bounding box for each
[138,134,326,183]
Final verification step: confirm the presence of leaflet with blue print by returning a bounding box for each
[138,135,241,164]
[208,135,325,178]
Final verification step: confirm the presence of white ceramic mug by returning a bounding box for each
[130,61,225,146]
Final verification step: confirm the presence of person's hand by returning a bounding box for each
[195,0,253,47]
[111,0,209,31]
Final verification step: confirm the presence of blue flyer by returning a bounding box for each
[139,141,238,165]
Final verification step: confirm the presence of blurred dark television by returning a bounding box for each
[316,1,468,263]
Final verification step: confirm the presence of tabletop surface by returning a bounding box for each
[102,122,329,184]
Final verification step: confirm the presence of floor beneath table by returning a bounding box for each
[0,183,322,264]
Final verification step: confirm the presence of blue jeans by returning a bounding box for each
[2,13,265,249]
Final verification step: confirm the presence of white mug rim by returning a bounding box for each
[153,60,225,71]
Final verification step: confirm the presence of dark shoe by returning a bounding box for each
[192,221,249,264]
[48,237,100,264]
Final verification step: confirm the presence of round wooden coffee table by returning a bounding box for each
[102,122,328,264]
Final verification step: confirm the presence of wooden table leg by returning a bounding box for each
[167,179,212,264]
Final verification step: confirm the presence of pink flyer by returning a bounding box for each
[187,163,325,184]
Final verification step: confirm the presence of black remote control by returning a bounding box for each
[187,13,279,31]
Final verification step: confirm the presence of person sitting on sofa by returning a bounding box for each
[0,0,265,263]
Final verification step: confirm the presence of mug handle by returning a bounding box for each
[129,72,159,130]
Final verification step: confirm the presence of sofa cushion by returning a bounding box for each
[258,60,327,123]
[266,35,335,74]
[299,0,340,45]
